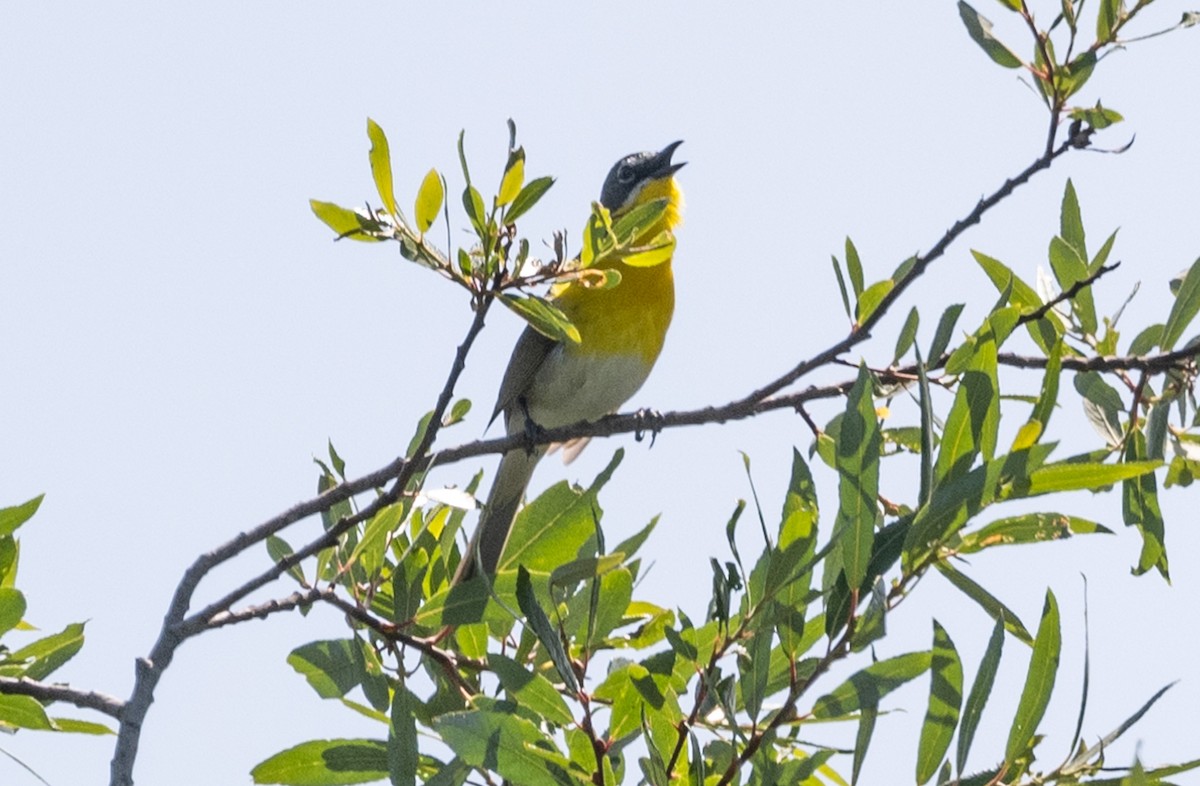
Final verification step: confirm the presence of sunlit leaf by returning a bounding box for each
[835,365,881,588]
[1161,257,1200,351]
[957,616,1005,774]
[251,738,388,785]
[414,168,444,234]
[366,119,400,222]
[812,651,932,718]
[1005,590,1061,765]
[309,200,386,243]
[498,147,525,207]
[916,621,963,785]
[506,176,555,224]
[500,294,581,344]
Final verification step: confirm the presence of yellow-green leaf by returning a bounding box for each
[414,168,444,234]
[498,148,525,207]
[366,118,400,221]
[309,200,385,243]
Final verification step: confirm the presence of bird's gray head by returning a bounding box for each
[599,140,685,211]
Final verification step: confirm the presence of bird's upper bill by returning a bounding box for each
[648,140,687,179]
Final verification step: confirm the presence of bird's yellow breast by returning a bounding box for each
[555,178,683,364]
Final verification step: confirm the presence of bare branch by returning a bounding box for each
[0,677,125,720]
[998,345,1200,373]
[110,295,497,786]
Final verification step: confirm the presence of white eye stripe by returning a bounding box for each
[617,165,637,184]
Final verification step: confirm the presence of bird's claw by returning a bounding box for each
[633,408,664,448]
[521,415,546,455]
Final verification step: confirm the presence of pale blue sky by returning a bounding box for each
[3,3,1200,784]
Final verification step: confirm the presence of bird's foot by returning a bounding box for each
[521,416,546,455]
[633,408,664,448]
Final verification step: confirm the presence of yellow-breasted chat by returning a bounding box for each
[459,141,686,578]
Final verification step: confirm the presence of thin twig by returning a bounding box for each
[1017,262,1121,326]
[109,295,496,786]
[0,677,125,720]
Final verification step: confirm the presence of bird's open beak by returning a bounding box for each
[650,140,686,178]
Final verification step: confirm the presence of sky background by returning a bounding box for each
[3,3,1200,784]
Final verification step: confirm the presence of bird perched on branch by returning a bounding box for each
[458,141,686,579]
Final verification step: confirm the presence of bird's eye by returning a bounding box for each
[617,165,636,184]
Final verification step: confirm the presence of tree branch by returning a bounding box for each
[0,677,125,720]
[109,294,496,786]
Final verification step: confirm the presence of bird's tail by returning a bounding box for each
[455,447,542,581]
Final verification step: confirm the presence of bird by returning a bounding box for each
[458,140,686,579]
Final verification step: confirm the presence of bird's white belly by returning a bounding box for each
[519,347,652,430]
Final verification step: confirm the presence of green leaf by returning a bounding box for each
[1027,460,1160,495]
[516,567,579,696]
[1049,235,1097,335]
[1005,590,1061,765]
[309,200,386,243]
[0,695,53,731]
[389,689,419,786]
[936,317,1000,479]
[1161,257,1200,351]
[1060,50,1097,99]
[491,654,575,726]
[462,185,488,239]
[1123,433,1169,578]
[1060,180,1087,261]
[435,705,579,786]
[855,279,895,325]
[288,640,366,699]
[498,147,525,207]
[958,1,1024,68]
[774,449,820,655]
[831,256,853,320]
[957,513,1110,553]
[366,119,400,222]
[916,621,963,785]
[1029,342,1062,437]
[845,237,864,296]
[957,616,1005,774]
[49,717,114,735]
[621,233,676,268]
[812,651,932,718]
[972,250,1059,352]
[1128,323,1164,356]
[612,198,668,246]
[252,738,388,785]
[0,588,26,637]
[0,536,16,588]
[1068,101,1124,130]
[916,349,935,507]
[935,562,1033,644]
[835,365,881,588]
[500,294,581,345]
[414,168,445,234]
[501,451,622,573]
[348,502,404,578]
[928,303,966,362]
[893,307,920,365]
[738,622,773,722]
[12,622,85,680]
[505,176,555,225]
[853,706,878,786]
[0,495,42,537]
[1097,0,1121,40]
